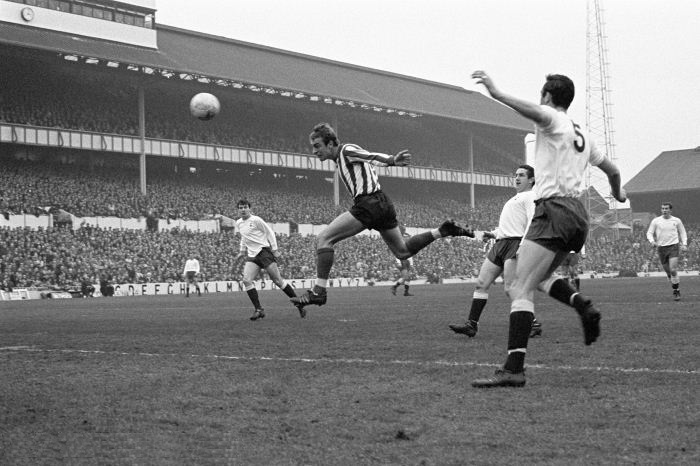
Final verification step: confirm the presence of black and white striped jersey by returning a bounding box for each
[336,143,394,198]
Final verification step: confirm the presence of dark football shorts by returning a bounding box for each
[657,243,679,266]
[525,197,588,253]
[349,191,399,231]
[486,237,522,268]
[185,271,196,281]
[246,247,277,268]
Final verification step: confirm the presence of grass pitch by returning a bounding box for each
[1,277,698,465]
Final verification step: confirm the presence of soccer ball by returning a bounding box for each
[189,93,220,120]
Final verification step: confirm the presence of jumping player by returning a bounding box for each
[291,123,473,312]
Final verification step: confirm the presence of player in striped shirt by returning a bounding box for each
[646,202,688,301]
[291,123,473,310]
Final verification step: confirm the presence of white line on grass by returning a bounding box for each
[0,346,697,375]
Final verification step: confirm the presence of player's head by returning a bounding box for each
[310,123,339,146]
[541,74,575,109]
[237,199,252,218]
[310,123,339,161]
[514,164,535,192]
[661,202,672,217]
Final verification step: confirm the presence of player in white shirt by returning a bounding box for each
[646,202,688,301]
[182,257,201,297]
[449,165,540,337]
[235,199,302,320]
[470,71,626,388]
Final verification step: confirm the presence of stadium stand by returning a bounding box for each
[1,59,524,174]
[1,15,695,294]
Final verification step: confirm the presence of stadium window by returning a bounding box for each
[124,14,135,26]
[92,8,103,19]
[144,14,153,28]
[58,1,69,12]
[71,3,81,14]
[114,12,124,23]
[103,10,112,20]
[82,6,93,17]
[134,16,144,27]
[25,0,37,6]
[37,0,48,7]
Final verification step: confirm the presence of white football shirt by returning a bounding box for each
[646,216,687,247]
[236,215,278,257]
[494,190,536,239]
[533,106,605,199]
[183,258,200,274]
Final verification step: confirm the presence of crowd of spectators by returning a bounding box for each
[0,154,504,228]
[1,221,698,292]
[2,62,697,292]
[1,60,523,174]
[2,149,699,291]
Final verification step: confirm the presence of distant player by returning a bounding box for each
[391,258,414,297]
[646,202,688,301]
[391,225,414,296]
[183,256,202,297]
[560,246,585,291]
[291,123,473,312]
[449,165,541,338]
[235,199,303,320]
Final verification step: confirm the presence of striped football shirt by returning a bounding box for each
[336,143,395,198]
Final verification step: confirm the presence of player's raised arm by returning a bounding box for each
[472,70,551,127]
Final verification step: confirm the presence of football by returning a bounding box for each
[189,92,220,120]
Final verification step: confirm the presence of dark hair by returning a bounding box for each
[237,198,251,208]
[661,202,673,210]
[310,123,339,146]
[541,74,575,109]
[518,164,535,180]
